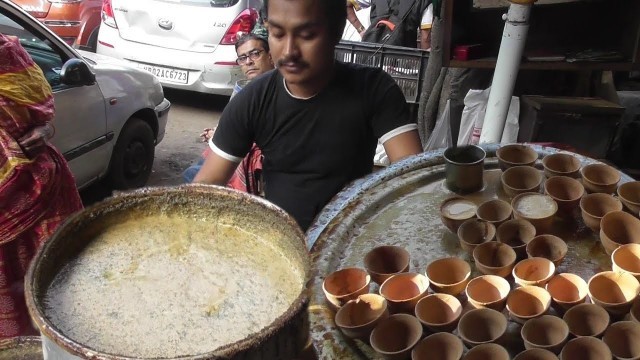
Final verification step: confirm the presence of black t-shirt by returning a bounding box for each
[212,61,414,230]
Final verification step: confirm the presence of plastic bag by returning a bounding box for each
[425,99,453,151]
[457,87,520,145]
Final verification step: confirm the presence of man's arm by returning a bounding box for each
[420,28,431,50]
[193,152,239,185]
[419,3,433,50]
[346,0,367,37]
[383,129,423,163]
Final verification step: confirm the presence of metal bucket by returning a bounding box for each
[25,185,310,360]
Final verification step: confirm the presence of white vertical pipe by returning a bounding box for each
[479,1,535,144]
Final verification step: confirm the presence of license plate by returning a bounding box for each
[138,63,188,84]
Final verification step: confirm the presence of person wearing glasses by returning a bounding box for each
[182,33,274,195]
[194,0,423,231]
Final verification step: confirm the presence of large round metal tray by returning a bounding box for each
[306,144,635,359]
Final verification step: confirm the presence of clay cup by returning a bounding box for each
[411,332,464,360]
[457,219,495,253]
[496,143,539,171]
[599,210,640,256]
[501,166,544,198]
[542,153,581,179]
[526,235,568,266]
[612,243,640,281]
[473,241,517,278]
[466,275,511,311]
[379,273,430,314]
[462,343,510,360]
[513,349,560,360]
[602,321,640,360]
[457,308,508,348]
[496,219,537,260]
[521,314,569,354]
[414,293,462,333]
[476,199,513,228]
[581,163,621,194]
[512,192,558,234]
[545,273,588,313]
[513,257,556,287]
[425,258,471,295]
[560,336,612,360]
[364,245,411,285]
[334,294,390,340]
[580,193,623,232]
[588,271,640,317]
[617,181,640,215]
[322,267,371,309]
[440,197,478,234]
[562,303,610,338]
[506,285,552,324]
[370,314,423,360]
[544,176,585,215]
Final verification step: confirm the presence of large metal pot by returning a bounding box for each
[25,185,310,360]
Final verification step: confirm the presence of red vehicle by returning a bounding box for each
[10,0,101,51]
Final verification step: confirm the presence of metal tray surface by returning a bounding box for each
[306,144,635,359]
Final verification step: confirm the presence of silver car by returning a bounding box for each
[1,0,170,190]
[97,0,262,96]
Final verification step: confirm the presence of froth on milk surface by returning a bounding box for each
[443,199,477,220]
[43,214,304,358]
[515,194,556,219]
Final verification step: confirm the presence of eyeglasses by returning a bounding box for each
[236,49,265,65]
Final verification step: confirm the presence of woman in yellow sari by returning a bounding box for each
[0,34,82,337]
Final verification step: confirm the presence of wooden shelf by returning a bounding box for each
[448,59,636,71]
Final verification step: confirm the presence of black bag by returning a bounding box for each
[362,0,430,47]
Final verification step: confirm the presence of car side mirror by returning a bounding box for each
[60,59,96,86]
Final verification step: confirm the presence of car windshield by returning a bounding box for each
[155,0,239,8]
[0,14,56,53]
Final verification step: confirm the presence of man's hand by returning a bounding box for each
[199,128,216,142]
[18,125,51,158]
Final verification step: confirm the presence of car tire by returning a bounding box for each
[108,118,155,190]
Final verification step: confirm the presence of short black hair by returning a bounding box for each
[235,33,269,52]
[263,0,346,43]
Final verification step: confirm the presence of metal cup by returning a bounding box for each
[444,145,486,194]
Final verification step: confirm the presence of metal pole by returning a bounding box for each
[479,0,537,144]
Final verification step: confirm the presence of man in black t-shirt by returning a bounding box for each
[194,0,423,231]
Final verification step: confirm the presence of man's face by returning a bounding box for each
[266,0,336,89]
[236,39,273,80]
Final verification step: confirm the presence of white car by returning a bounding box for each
[1,0,170,190]
[97,0,262,96]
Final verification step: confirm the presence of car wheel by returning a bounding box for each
[109,118,155,190]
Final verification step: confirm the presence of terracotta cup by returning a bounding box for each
[476,199,513,228]
[612,243,640,281]
[473,241,517,278]
[599,210,640,256]
[544,176,585,215]
[334,294,390,340]
[618,181,640,215]
[559,336,612,360]
[443,145,486,195]
[602,321,640,360]
[581,163,621,194]
[425,258,471,295]
[456,308,508,348]
[379,273,430,314]
[513,348,560,360]
[465,275,511,312]
[496,143,539,171]
[545,273,588,314]
[542,153,581,179]
[370,314,423,360]
[322,267,371,309]
[521,314,570,355]
[496,218,537,260]
[580,193,623,232]
[526,235,568,266]
[364,245,411,285]
[562,303,610,338]
[632,298,640,323]
[512,257,556,287]
[506,285,552,324]
[588,271,640,317]
[501,165,544,198]
[440,197,478,234]
[411,332,464,360]
[414,293,462,333]
[457,219,496,253]
[462,343,510,360]
[512,192,558,234]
